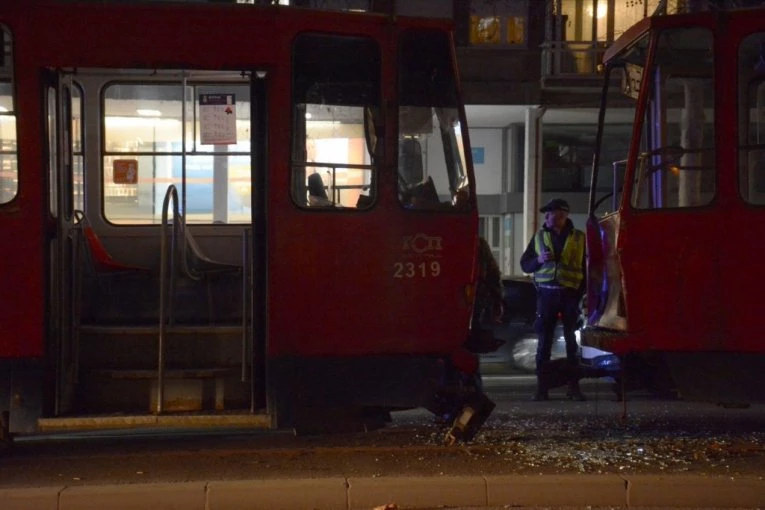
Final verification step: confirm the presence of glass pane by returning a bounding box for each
[739,32,765,206]
[398,29,470,211]
[631,27,715,209]
[291,34,379,210]
[469,0,528,47]
[104,151,252,224]
[103,80,252,224]
[0,26,17,204]
[470,16,501,45]
[104,83,183,154]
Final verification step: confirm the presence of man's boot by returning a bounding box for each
[532,373,548,401]
[566,379,586,401]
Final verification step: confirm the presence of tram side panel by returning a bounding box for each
[584,9,765,405]
[267,209,476,424]
[0,1,478,432]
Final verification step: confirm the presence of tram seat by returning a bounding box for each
[400,138,424,185]
[173,213,242,323]
[72,210,152,323]
[74,210,151,274]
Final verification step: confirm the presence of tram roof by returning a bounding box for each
[1,0,453,29]
[603,7,765,65]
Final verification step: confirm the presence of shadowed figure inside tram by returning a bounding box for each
[398,138,441,209]
[307,172,332,207]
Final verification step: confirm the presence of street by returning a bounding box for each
[1,376,762,488]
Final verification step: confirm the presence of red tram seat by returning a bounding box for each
[72,210,153,324]
[74,210,150,273]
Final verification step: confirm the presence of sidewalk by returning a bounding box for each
[3,474,764,509]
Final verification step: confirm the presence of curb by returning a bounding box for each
[2,474,763,509]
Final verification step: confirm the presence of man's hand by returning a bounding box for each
[537,250,553,264]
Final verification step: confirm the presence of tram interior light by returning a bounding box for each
[105,117,179,128]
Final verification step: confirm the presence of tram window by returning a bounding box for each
[72,85,84,212]
[631,27,716,210]
[0,26,17,205]
[398,29,470,211]
[291,34,380,210]
[103,79,252,224]
[47,87,58,216]
[739,33,765,206]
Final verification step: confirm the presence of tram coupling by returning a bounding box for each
[444,391,496,446]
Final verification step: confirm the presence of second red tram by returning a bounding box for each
[585,8,765,405]
[0,1,480,438]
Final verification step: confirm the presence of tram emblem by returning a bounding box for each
[401,233,443,255]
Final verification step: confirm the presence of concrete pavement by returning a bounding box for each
[3,474,764,509]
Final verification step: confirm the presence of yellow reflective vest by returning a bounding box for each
[533,228,585,290]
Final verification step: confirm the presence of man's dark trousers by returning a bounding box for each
[534,286,581,390]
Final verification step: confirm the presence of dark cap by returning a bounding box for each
[539,198,570,213]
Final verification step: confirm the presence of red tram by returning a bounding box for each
[585,8,765,405]
[0,0,480,439]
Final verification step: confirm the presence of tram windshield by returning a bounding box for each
[397,29,470,211]
[592,26,716,216]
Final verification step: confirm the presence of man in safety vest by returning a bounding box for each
[520,198,586,401]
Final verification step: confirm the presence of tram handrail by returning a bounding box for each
[241,228,250,383]
[157,184,181,414]
[158,184,253,413]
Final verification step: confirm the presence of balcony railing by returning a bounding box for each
[541,40,607,78]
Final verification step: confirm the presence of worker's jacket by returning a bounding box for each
[533,228,585,290]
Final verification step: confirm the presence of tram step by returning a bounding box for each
[78,324,244,335]
[89,368,236,379]
[38,413,272,433]
[87,368,240,412]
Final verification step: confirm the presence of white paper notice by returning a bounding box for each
[199,94,236,145]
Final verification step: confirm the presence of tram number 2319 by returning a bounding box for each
[393,261,441,279]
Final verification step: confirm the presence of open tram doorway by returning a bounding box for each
[43,69,79,418]
[42,68,269,426]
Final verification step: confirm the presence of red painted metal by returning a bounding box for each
[0,0,479,426]
[584,8,765,404]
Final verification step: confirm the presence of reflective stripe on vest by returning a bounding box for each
[533,229,585,290]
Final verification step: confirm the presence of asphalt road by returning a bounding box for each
[1,376,763,488]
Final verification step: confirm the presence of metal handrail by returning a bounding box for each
[241,228,251,383]
[157,184,180,414]
[157,184,253,412]
[540,40,607,78]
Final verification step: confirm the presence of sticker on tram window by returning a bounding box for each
[393,261,441,279]
[113,159,138,184]
[199,93,237,145]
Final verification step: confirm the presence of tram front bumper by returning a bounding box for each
[581,326,631,355]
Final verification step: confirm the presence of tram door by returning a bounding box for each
[72,69,264,416]
[43,70,78,416]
